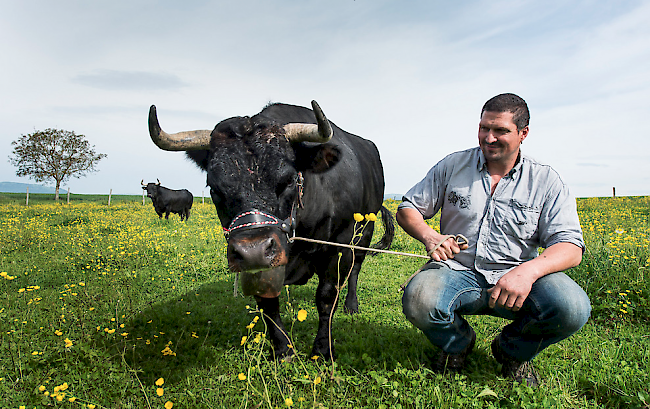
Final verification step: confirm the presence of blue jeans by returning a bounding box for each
[402,262,591,362]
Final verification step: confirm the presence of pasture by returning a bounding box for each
[1,194,649,408]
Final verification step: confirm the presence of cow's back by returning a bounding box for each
[260,103,384,220]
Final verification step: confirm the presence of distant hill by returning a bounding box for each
[383,194,403,201]
[0,182,58,194]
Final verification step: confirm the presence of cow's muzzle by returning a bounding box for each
[226,211,292,298]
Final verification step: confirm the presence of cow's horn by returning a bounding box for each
[283,100,333,143]
[156,178,161,185]
[148,105,212,151]
[141,179,145,186]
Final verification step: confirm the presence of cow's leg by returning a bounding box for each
[165,211,170,219]
[312,278,339,359]
[255,296,292,359]
[344,223,374,314]
[343,258,364,314]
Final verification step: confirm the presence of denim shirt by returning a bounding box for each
[399,147,585,284]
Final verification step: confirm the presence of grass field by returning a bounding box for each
[0,193,649,408]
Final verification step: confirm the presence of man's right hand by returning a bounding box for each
[396,207,468,261]
[426,233,468,261]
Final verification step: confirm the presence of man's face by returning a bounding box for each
[478,111,528,168]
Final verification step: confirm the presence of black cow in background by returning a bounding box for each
[141,179,193,221]
[147,100,394,360]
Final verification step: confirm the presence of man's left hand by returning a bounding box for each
[487,264,538,311]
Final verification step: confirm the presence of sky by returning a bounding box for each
[1,0,649,199]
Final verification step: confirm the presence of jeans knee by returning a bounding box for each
[546,287,591,335]
[402,279,449,329]
[534,273,592,333]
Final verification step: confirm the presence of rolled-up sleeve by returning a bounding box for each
[399,163,445,219]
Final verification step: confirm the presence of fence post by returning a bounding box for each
[108,189,112,206]
[26,186,29,206]
[613,187,616,197]
[67,187,70,204]
[142,189,145,205]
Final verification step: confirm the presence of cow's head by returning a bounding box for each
[148,101,340,297]
[141,179,161,199]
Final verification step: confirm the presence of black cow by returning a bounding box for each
[141,179,193,221]
[147,100,394,360]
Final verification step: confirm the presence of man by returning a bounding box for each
[397,93,591,387]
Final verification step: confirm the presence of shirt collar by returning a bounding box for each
[477,148,524,177]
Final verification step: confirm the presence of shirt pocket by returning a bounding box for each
[502,199,541,240]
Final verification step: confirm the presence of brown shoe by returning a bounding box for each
[432,329,476,373]
[491,334,539,387]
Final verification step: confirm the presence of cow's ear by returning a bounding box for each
[294,144,341,174]
[185,150,210,171]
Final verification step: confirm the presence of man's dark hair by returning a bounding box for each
[481,93,530,131]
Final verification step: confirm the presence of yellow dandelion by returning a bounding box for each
[246,322,255,329]
[157,387,164,396]
[88,405,96,409]
[39,385,46,392]
[155,378,164,386]
[238,373,246,381]
[240,336,247,345]
[285,397,293,407]
[69,397,76,402]
[353,213,364,222]
[365,213,377,222]
[311,355,319,361]
[165,402,173,409]
[297,309,308,322]
[64,338,73,348]
[314,376,321,385]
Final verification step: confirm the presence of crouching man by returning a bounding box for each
[398,93,591,387]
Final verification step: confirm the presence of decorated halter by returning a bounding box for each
[223,172,304,240]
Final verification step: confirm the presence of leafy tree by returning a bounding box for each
[9,128,107,201]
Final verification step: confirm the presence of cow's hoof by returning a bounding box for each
[311,344,336,361]
[272,347,295,362]
[343,303,359,314]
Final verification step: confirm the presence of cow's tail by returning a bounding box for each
[371,205,395,253]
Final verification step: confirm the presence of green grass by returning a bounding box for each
[0,196,649,408]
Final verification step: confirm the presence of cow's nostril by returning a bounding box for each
[263,237,277,259]
[228,235,280,271]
